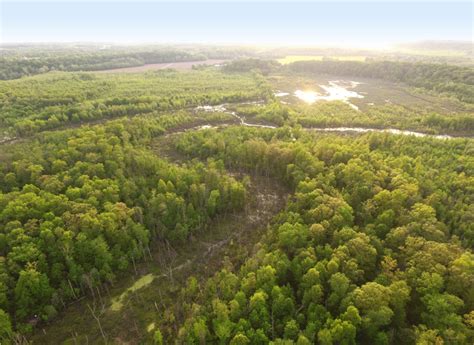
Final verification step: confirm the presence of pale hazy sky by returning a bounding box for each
[1,1,472,46]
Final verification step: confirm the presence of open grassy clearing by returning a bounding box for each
[109,273,155,312]
[263,72,474,136]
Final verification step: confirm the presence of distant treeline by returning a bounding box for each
[287,60,474,103]
[0,49,208,80]
[223,59,281,75]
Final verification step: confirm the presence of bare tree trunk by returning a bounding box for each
[68,279,78,299]
[87,303,107,343]
[131,255,138,275]
[96,286,104,308]
[147,245,153,261]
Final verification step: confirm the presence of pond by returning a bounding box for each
[276,80,364,110]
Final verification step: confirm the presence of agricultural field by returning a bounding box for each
[277,55,367,64]
[97,59,228,73]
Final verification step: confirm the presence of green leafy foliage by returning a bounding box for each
[171,127,473,344]
[0,53,472,344]
[0,115,247,330]
[0,47,205,80]
[0,70,271,136]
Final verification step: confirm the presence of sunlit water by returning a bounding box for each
[276,80,364,110]
[195,104,276,128]
[308,127,452,140]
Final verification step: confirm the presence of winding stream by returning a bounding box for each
[1,99,466,148]
[194,104,465,140]
[195,105,277,129]
[307,127,453,139]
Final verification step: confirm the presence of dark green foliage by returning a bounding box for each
[0,48,204,80]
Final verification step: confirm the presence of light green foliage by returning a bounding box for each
[0,70,271,136]
[0,115,247,327]
[14,266,53,320]
[174,126,473,344]
[153,329,163,345]
[0,56,472,344]
[0,310,12,342]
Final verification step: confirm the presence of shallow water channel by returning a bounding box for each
[194,104,460,140]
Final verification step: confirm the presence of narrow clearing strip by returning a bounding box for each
[31,136,289,344]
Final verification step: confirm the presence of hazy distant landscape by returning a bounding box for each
[0,1,473,344]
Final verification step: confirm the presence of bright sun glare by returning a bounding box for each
[294,90,319,104]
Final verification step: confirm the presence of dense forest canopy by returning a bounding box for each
[0,45,472,344]
[0,70,271,137]
[0,114,247,334]
[170,127,474,345]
